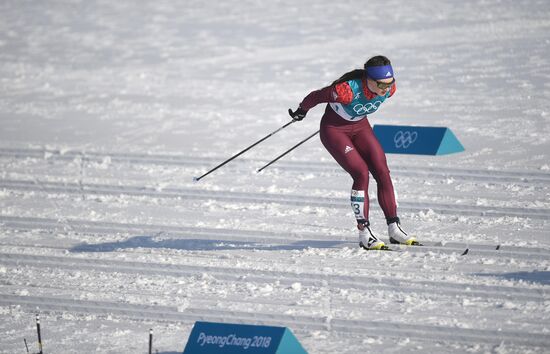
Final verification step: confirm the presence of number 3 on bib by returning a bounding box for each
[350,190,366,221]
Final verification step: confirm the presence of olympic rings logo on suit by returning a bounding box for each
[352,101,382,115]
[394,130,418,149]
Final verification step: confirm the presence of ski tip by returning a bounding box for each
[496,244,501,250]
[461,248,469,256]
[192,177,199,182]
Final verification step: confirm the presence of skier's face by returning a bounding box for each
[367,77,394,96]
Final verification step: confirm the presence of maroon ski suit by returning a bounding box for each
[299,79,398,224]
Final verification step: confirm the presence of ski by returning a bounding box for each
[373,241,471,255]
[359,243,398,252]
[418,241,506,256]
[389,238,424,246]
[357,239,506,255]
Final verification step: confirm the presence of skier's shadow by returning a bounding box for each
[70,234,347,253]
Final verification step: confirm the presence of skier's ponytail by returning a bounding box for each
[331,69,364,85]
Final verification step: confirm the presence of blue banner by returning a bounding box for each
[373,124,464,155]
[182,321,307,354]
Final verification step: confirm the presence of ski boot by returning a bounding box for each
[387,217,421,246]
[358,221,389,251]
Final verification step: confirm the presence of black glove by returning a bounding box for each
[288,107,307,121]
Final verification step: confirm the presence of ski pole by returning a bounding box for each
[149,328,153,354]
[257,130,319,173]
[193,120,296,182]
[36,314,43,354]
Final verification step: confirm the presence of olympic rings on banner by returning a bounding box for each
[394,131,418,149]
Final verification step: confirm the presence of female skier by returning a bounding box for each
[288,55,419,250]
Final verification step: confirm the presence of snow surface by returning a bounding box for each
[1,0,550,353]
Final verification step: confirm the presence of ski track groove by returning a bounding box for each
[2,282,545,333]
[1,178,550,220]
[1,240,548,292]
[2,146,550,185]
[1,240,546,278]
[0,252,547,302]
[1,215,549,261]
[1,293,548,348]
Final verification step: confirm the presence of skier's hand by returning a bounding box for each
[288,107,307,121]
